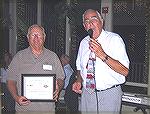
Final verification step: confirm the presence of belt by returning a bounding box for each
[95,84,120,92]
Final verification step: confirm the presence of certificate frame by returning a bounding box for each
[21,74,56,102]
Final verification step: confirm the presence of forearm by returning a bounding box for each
[57,78,64,92]
[7,80,18,101]
[103,55,129,76]
[90,38,129,76]
[76,70,83,83]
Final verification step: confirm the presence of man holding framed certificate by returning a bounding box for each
[7,24,65,113]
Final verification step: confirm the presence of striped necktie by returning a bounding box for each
[86,52,96,94]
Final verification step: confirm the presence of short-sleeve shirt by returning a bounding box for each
[76,29,130,90]
[7,47,64,112]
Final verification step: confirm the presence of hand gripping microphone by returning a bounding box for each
[87,29,93,38]
[87,29,95,59]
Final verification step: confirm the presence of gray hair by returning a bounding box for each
[82,9,103,24]
[27,24,46,38]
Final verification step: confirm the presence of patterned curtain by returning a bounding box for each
[113,0,150,94]
[16,0,37,51]
[0,0,10,60]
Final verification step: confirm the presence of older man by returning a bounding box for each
[73,9,130,114]
[7,24,64,113]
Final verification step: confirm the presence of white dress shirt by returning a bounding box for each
[76,29,130,90]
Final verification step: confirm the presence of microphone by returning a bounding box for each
[88,29,95,59]
[87,29,93,38]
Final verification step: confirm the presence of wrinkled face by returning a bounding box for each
[28,26,45,51]
[83,11,103,39]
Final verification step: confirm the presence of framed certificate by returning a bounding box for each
[21,74,56,102]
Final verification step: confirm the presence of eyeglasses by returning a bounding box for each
[30,33,43,38]
[84,16,99,25]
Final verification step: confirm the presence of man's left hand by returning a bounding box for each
[53,80,60,101]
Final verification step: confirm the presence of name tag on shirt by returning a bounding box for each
[43,64,52,70]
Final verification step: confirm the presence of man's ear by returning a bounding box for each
[101,19,104,26]
[83,23,86,29]
[27,35,30,42]
[43,37,46,42]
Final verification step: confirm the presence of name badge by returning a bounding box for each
[43,65,52,70]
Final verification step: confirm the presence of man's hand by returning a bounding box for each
[89,38,106,60]
[7,80,30,106]
[53,79,64,101]
[72,81,82,94]
[16,96,31,106]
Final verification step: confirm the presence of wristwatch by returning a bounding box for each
[102,55,109,62]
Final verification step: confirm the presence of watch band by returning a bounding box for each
[102,55,109,62]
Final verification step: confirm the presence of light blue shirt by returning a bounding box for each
[0,68,8,83]
[63,64,74,89]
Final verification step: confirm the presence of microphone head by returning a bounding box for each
[87,29,93,38]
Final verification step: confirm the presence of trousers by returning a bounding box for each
[80,85,122,114]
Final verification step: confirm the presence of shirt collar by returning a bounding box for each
[28,46,46,59]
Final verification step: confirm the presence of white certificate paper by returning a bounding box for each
[21,74,56,102]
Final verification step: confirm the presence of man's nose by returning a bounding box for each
[34,34,39,38]
[87,22,94,29]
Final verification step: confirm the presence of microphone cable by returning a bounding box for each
[88,29,99,114]
[92,56,99,114]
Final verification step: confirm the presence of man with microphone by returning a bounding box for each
[72,9,129,114]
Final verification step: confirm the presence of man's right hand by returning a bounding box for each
[16,96,31,106]
[72,81,82,94]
